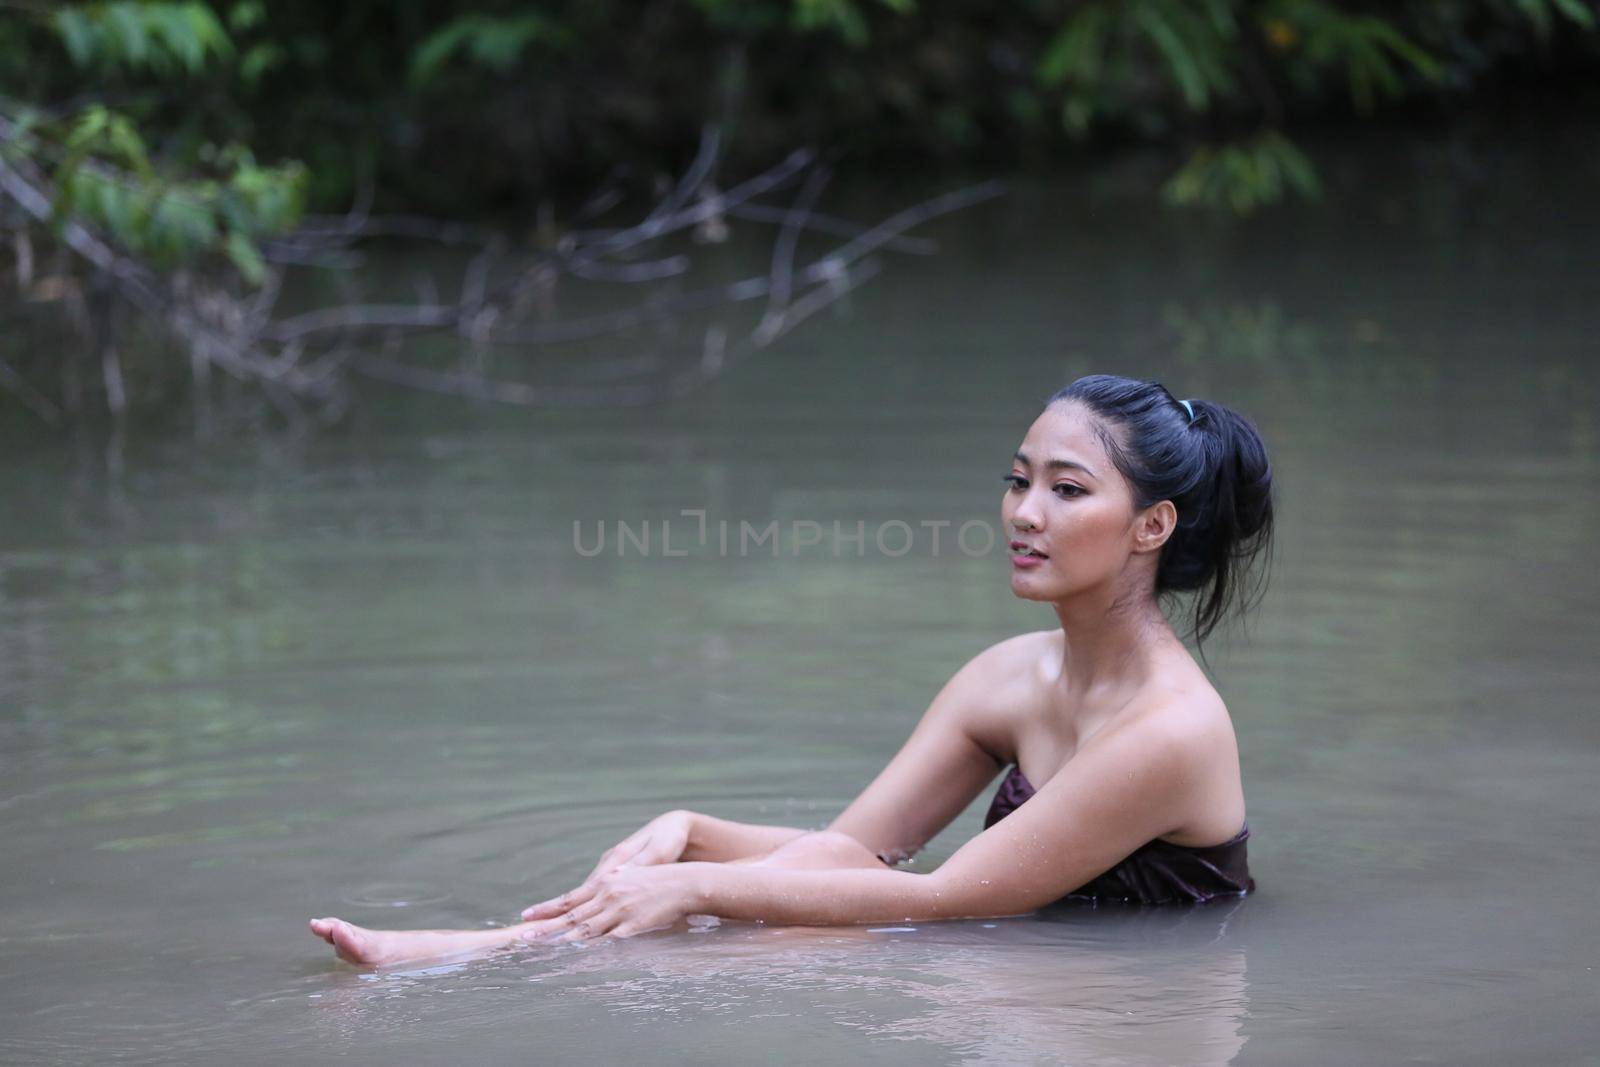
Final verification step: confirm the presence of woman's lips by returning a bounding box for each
[1009,540,1048,569]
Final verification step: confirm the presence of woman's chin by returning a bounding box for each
[1008,571,1056,601]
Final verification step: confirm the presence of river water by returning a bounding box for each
[2,126,1598,1064]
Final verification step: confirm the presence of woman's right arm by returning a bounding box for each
[826,635,1032,862]
[698,636,1032,864]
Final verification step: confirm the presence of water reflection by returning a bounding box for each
[308,906,1249,1066]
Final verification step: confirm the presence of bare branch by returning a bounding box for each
[0,118,1004,424]
[0,355,60,424]
[754,161,833,345]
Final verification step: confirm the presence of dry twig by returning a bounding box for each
[0,121,1003,427]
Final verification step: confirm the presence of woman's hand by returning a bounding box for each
[520,809,697,921]
[522,863,709,942]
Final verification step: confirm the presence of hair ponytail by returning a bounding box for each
[1047,376,1276,648]
[1177,398,1275,645]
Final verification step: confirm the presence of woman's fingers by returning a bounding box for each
[529,899,611,944]
[567,905,673,942]
[527,822,681,922]
[551,904,620,943]
[529,841,656,920]
[581,836,649,884]
[581,846,623,885]
[520,897,604,942]
[520,899,567,921]
[520,880,599,921]
[520,891,576,921]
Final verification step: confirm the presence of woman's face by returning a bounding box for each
[1001,401,1143,602]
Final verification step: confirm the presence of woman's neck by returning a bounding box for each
[1050,588,1178,704]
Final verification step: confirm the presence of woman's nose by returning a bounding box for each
[1011,488,1044,531]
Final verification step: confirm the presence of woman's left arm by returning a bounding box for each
[536,709,1215,939]
[695,710,1215,924]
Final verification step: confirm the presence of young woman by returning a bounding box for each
[310,374,1275,966]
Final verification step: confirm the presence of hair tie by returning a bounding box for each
[1180,399,1195,424]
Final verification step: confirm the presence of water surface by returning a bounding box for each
[3,127,1598,1064]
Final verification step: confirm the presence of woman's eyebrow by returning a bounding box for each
[1014,451,1097,479]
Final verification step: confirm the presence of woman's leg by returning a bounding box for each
[728,829,888,870]
[308,917,536,966]
[309,831,885,966]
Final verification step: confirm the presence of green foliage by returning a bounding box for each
[789,0,913,46]
[3,0,1597,250]
[53,1,232,75]
[1502,0,1596,35]
[1041,0,1243,137]
[47,112,307,283]
[1272,1,1442,112]
[410,13,572,85]
[1162,131,1322,214]
[2,0,1594,426]
[688,0,911,45]
[0,4,306,285]
[1031,0,1597,208]
[1037,0,1451,197]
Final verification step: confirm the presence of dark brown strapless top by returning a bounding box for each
[984,764,1255,905]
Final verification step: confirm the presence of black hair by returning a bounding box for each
[1046,374,1275,648]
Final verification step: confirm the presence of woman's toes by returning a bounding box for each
[329,921,386,966]
[328,922,360,962]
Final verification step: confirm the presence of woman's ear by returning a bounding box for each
[1132,500,1178,555]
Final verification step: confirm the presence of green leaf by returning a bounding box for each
[105,4,150,68]
[52,10,97,68]
[239,42,283,86]
[1137,5,1211,110]
[224,230,266,286]
[1264,132,1322,198]
[1356,17,1439,81]
[67,105,110,150]
[107,115,152,177]
[94,175,135,245]
[1039,4,1110,87]
[1550,0,1597,29]
[410,14,568,84]
[1162,132,1321,214]
[184,1,235,59]
[411,20,475,84]
[155,4,205,72]
[150,193,217,258]
[228,0,266,32]
[793,0,871,46]
[1061,94,1094,137]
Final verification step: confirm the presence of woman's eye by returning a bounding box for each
[1002,474,1028,490]
[1054,484,1084,498]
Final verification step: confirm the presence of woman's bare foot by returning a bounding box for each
[308,917,539,968]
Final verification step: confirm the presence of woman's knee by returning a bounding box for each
[757,830,884,870]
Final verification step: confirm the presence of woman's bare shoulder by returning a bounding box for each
[940,630,1058,758]
[1113,657,1237,751]
[1094,675,1244,843]
[951,629,1058,689]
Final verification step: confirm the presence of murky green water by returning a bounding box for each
[3,128,1599,1064]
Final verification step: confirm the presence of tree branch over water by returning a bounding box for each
[1,120,1000,428]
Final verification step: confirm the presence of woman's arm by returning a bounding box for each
[686,709,1216,926]
[522,810,809,921]
[680,813,809,862]
[531,701,1220,940]
[824,635,1037,861]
